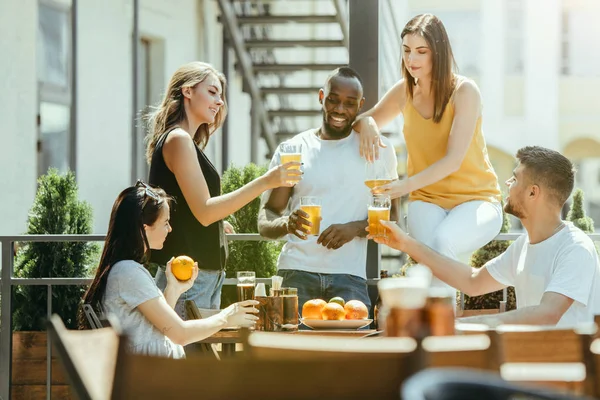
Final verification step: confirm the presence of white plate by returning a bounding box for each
[300,318,373,330]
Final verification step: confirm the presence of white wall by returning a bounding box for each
[0,0,38,236]
[76,0,132,234]
[76,0,205,233]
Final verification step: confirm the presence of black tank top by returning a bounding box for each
[148,130,228,270]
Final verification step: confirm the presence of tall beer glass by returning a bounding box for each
[368,195,391,238]
[279,143,302,184]
[237,271,256,301]
[300,196,322,236]
[364,147,393,189]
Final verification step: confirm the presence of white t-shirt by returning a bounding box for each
[486,222,600,327]
[265,129,398,279]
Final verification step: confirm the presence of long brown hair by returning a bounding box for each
[78,182,172,329]
[401,14,458,123]
[145,62,228,163]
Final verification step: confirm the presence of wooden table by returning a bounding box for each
[199,329,377,356]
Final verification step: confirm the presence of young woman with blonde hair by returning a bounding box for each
[146,62,300,317]
[353,14,503,293]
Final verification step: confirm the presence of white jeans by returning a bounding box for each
[407,200,503,303]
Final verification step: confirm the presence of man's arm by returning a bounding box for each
[257,187,293,239]
[459,292,574,327]
[371,221,506,296]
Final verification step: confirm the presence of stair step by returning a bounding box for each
[238,15,338,24]
[254,63,342,72]
[262,86,323,95]
[268,109,322,117]
[246,39,344,48]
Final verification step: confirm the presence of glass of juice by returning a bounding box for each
[279,143,302,184]
[299,196,322,236]
[368,194,391,238]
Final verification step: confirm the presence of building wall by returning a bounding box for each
[0,0,38,236]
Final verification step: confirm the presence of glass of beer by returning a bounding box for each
[237,271,256,301]
[365,156,393,189]
[300,196,322,236]
[368,194,391,238]
[279,143,302,184]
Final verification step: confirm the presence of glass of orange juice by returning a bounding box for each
[368,194,391,238]
[279,143,302,184]
[300,196,322,236]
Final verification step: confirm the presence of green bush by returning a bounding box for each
[463,206,516,311]
[220,163,283,306]
[13,169,99,330]
[567,189,594,233]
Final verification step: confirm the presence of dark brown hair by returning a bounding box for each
[401,14,458,123]
[78,182,173,329]
[516,146,576,207]
[145,62,228,163]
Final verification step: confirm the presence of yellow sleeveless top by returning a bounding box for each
[403,90,502,210]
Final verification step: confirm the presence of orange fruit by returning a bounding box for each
[321,302,346,320]
[344,300,369,320]
[171,255,194,281]
[302,299,327,319]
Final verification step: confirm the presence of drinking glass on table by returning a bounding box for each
[279,143,302,184]
[300,196,322,236]
[368,195,391,238]
[237,271,256,301]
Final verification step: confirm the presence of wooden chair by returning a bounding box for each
[421,334,500,372]
[494,324,597,394]
[184,300,221,360]
[49,314,422,399]
[582,337,600,397]
[47,314,121,400]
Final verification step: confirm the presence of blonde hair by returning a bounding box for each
[145,62,228,163]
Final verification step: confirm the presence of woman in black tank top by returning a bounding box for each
[145,62,301,316]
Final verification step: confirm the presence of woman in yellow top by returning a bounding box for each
[353,14,503,288]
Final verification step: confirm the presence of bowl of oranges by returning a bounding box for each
[300,297,372,330]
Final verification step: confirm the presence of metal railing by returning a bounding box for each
[2,232,599,399]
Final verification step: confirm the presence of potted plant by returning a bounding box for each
[220,163,283,307]
[11,169,99,398]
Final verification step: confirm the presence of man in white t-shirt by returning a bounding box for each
[372,146,600,328]
[258,67,399,314]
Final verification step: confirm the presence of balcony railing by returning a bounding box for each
[2,231,599,399]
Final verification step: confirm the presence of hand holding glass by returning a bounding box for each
[279,143,302,185]
[300,196,322,236]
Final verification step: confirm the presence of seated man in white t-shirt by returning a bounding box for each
[258,67,399,314]
[371,146,600,328]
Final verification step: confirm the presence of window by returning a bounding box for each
[505,0,524,75]
[37,0,73,176]
[561,9,600,77]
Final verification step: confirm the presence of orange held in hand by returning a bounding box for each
[344,300,369,320]
[302,299,327,319]
[321,302,346,320]
[171,255,194,281]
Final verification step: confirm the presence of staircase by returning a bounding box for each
[217,0,349,160]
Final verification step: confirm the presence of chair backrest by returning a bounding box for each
[422,334,499,371]
[582,337,600,397]
[47,314,121,400]
[112,343,420,400]
[245,330,418,361]
[496,325,591,363]
[184,300,220,360]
